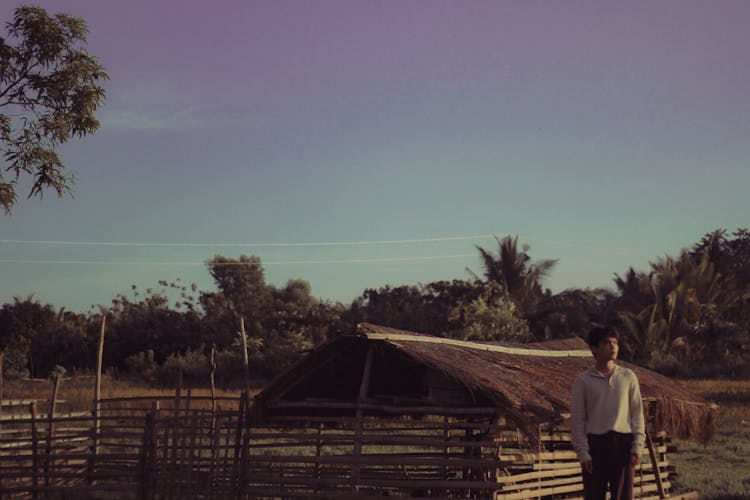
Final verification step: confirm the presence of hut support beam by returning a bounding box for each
[352,345,374,491]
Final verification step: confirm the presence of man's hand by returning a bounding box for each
[630,453,641,467]
[582,460,593,474]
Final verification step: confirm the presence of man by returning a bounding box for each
[571,327,645,500]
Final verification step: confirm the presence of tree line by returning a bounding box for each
[1,228,749,384]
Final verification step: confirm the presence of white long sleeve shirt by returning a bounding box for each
[570,364,645,463]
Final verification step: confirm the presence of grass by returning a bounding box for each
[670,379,750,500]
[2,374,247,414]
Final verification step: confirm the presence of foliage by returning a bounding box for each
[105,283,204,369]
[0,5,107,213]
[160,347,209,386]
[471,235,571,339]
[472,235,557,318]
[447,282,531,342]
[2,230,748,382]
[123,350,158,384]
[616,233,750,376]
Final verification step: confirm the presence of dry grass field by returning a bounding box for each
[669,379,750,500]
[2,375,247,413]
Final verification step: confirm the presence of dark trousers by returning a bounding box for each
[583,431,634,500]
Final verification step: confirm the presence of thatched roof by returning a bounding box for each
[255,323,717,443]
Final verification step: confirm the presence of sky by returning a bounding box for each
[1,1,748,313]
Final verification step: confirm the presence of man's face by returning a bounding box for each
[591,335,619,362]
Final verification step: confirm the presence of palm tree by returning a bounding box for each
[618,250,740,366]
[470,235,557,321]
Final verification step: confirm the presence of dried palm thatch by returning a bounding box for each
[255,323,717,445]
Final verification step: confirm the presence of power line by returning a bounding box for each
[0,233,654,260]
[0,253,477,266]
[0,234,494,248]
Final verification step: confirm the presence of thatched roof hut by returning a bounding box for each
[255,323,716,443]
[248,323,716,498]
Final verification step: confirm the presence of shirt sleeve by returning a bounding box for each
[570,374,591,463]
[629,371,646,456]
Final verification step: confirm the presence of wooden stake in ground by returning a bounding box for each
[93,315,106,453]
[238,317,251,396]
[89,315,106,486]
[30,402,39,500]
[45,368,65,488]
[0,352,3,500]
[210,344,217,415]
[0,351,4,430]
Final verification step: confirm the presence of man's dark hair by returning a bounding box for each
[587,327,619,347]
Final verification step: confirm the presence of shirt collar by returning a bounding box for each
[586,364,621,379]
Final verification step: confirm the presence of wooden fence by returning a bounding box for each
[493,422,675,500]
[1,393,683,499]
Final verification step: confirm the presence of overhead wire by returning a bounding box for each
[0,233,650,266]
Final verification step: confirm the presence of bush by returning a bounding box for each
[123,350,158,384]
[159,348,209,387]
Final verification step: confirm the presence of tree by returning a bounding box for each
[1,5,107,213]
[471,235,558,338]
[472,235,557,315]
[447,282,531,342]
[616,250,745,374]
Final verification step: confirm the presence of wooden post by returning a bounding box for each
[0,352,4,429]
[646,432,666,498]
[180,388,194,498]
[238,392,251,500]
[0,352,3,500]
[30,402,39,500]
[238,317,251,397]
[210,344,217,415]
[352,345,375,491]
[208,343,218,497]
[443,415,450,480]
[93,316,106,458]
[168,380,183,499]
[209,414,220,500]
[232,394,246,497]
[45,371,64,488]
[140,400,160,500]
[186,390,198,497]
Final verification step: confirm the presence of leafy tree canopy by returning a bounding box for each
[0,5,107,213]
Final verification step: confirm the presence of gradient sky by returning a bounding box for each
[1,1,748,313]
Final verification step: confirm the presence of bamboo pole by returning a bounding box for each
[239,392,251,500]
[30,402,39,500]
[237,317,251,500]
[45,371,64,488]
[167,380,183,500]
[209,414,220,500]
[0,352,4,428]
[92,314,106,475]
[646,432,666,498]
[266,400,498,415]
[186,396,199,498]
[0,352,3,500]
[231,395,246,496]
[313,422,324,495]
[210,344,217,415]
[208,344,218,499]
[181,389,194,498]
[140,400,159,500]
[238,317,250,396]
